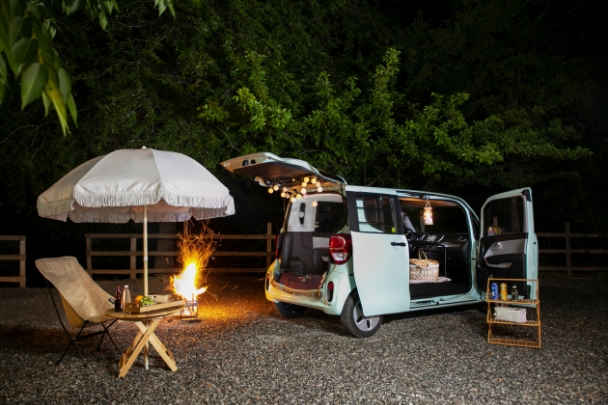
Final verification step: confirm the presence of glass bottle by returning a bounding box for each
[122,285,132,309]
[511,284,519,301]
[114,286,122,312]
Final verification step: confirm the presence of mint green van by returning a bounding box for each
[222,152,539,337]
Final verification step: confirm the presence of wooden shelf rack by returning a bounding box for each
[486,278,541,348]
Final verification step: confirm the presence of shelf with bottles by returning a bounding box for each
[485,278,541,348]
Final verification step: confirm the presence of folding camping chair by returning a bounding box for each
[35,256,121,366]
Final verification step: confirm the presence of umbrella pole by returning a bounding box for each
[144,205,148,296]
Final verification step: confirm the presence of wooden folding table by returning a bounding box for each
[106,304,185,377]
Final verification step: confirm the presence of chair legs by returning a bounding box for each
[57,320,122,366]
[96,319,122,355]
[45,280,122,366]
[57,322,90,366]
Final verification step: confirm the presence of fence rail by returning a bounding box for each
[0,235,26,287]
[85,221,607,279]
[85,223,274,278]
[538,222,608,276]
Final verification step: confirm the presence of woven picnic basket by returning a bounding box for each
[409,250,440,281]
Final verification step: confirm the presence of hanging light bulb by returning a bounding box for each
[280,192,286,198]
[301,188,307,194]
[296,194,302,199]
[290,197,296,202]
[423,198,434,225]
[312,200,318,207]
[311,177,317,184]
[273,185,279,191]
[301,181,308,187]
[317,186,323,192]
[268,187,274,194]
[282,186,288,192]
[304,176,310,183]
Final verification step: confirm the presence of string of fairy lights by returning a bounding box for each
[266,176,325,203]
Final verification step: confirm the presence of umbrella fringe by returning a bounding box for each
[37,198,74,220]
[67,208,234,223]
[72,188,234,212]
[162,193,235,213]
[73,189,160,207]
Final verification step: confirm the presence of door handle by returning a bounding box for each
[391,242,406,247]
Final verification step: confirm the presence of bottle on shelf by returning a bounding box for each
[114,286,122,312]
[511,284,518,300]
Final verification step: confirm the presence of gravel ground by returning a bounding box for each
[0,272,607,405]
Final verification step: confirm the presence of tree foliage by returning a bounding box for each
[0,0,602,230]
[0,0,174,135]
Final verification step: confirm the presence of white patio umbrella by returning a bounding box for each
[37,147,235,295]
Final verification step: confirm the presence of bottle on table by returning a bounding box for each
[122,285,132,310]
[115,286,122,312]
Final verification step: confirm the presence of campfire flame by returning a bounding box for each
[171,222,217,299]
[172,262,207,299]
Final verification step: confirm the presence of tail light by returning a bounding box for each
[326,281,334,302]
[329,234,352,265]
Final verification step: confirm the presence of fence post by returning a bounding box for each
[565,222,571,277]
[19,238,26,288]
[130,237,137,279]
[86,236,92,274]
[266,222,273,269]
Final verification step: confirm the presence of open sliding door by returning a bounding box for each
[477,188,538,299]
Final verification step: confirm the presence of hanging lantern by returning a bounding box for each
[267,187,274,194]
[423,198,433,225]
[273,184,279,191]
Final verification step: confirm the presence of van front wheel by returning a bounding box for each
[273,301,306,318]
[340,294,383,338]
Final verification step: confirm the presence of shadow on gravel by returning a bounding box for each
[383,302,486,324]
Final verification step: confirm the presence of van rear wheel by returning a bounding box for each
[273,301,306,318]
[340,294,383,338]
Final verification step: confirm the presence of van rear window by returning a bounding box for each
[315,201,346,234]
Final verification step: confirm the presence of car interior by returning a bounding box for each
[275,194,346,290]
[400,198,473,299]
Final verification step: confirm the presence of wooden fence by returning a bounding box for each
[85,220,607,279]
[538,222,608,276]
[0,236,26,287]
[85,223,274,278]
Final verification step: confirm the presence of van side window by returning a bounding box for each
[356,195,396,234]
[483,196,525,236]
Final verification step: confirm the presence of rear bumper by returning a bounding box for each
[264,260,354,316]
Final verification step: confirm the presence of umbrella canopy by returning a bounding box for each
[37,147,235,295]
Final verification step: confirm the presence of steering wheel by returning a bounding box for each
[405,228,422,241]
